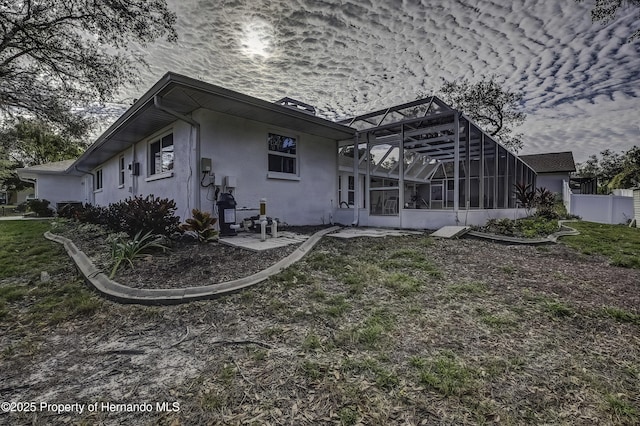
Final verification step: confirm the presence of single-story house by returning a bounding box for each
[518,151,576,194]
[16,159,79,208]
[18,72,537,229]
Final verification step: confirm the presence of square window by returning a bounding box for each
[149,133,174,175]
[268,133,297,174]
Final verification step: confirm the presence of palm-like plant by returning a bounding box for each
[513,182,535,209]
[110,230,169,278]
[179,209,219,242]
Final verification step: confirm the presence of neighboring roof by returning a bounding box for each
[518,151,576,173]
[71,72,355,172]
[17,159,77,180]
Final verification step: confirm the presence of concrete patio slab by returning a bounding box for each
[328,227,423,239]
[430,226,470,239]
[219,231,309,252]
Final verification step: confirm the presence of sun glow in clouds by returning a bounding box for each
[241,19,274,58]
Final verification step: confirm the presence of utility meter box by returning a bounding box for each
[224,176,237,188]
[200,157,212,174]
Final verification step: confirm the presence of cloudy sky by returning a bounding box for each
[114,0,640,163]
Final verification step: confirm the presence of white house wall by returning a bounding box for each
[91,121,194,221]
[195,109,338,226]
[35,174,83,210]
[536,173,569,194]
[334,208,529,230]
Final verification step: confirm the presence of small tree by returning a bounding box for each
[437,75,527,152]
[577,0,640,41]
[0,119,86,198]
[0,0,177,135]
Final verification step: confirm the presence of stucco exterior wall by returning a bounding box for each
[195,109,338,226]
[334,208,529,230]
[35,175,83,210]
[85,110,339,226]
[91,121,194,221]
[536,173,569,194]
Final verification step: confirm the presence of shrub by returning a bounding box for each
[57,203,83,219]
[74,203,108,225]
[179,209,219,242]
[105,195,180,238]
[479,216,559,238]
[14,202,28,213]
[27,199,54,217]
[514,182,535,209]
[484,218,517,236]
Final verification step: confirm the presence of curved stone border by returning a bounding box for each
[464,220,580,244]
[45,226,340,305]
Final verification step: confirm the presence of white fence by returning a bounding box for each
[563,182,634,225]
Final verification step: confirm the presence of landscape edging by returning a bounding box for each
[464,220,580,244]
[44,226,340,305]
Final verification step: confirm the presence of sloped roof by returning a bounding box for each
[519,151,576,173]
[17,159,76,179]
[71,72,355,172]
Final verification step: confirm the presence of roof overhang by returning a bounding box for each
[72,72,356,172]
[16,159,77,180]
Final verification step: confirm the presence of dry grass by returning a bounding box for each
[1,223,639,425]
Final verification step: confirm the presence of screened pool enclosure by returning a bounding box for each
[335,96,536,229]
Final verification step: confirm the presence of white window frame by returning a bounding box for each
[118,155,125,188]
[147,131,174,180]
[267,132,299,180]
[94,169,103,192]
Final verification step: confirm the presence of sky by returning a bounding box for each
[109,0,640,164]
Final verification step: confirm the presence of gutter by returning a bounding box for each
[153,95,201,212]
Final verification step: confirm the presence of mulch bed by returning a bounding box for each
[51,221,334,289]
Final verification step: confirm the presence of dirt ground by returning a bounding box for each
[1,224,639,425]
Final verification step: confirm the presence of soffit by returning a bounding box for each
[71,73,355,172]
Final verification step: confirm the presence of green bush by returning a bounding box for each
[27,199,53,217]
[74,203,109,225]
[479,216,559,238]
[179,209,218,242]
[105,195,180,238]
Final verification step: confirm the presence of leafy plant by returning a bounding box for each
[534,187,558,219]
[106,195,180,238]
[479,216,559,238]
[56,203,83,219]
[73,203,108,225]
[514,182,535,209]
[27,199,54,217]
[179,209,219,242]
[109,230,169,278]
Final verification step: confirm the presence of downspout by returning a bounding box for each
[153,95,201,212]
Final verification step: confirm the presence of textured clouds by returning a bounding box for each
[113,0,640,162]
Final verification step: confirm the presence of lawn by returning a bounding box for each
[561,221,640,268]
[0,220,639,425]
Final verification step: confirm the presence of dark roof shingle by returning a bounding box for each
[519,151,576,173]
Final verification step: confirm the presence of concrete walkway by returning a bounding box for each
[45,226,340,305]
[0,215,54,221]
